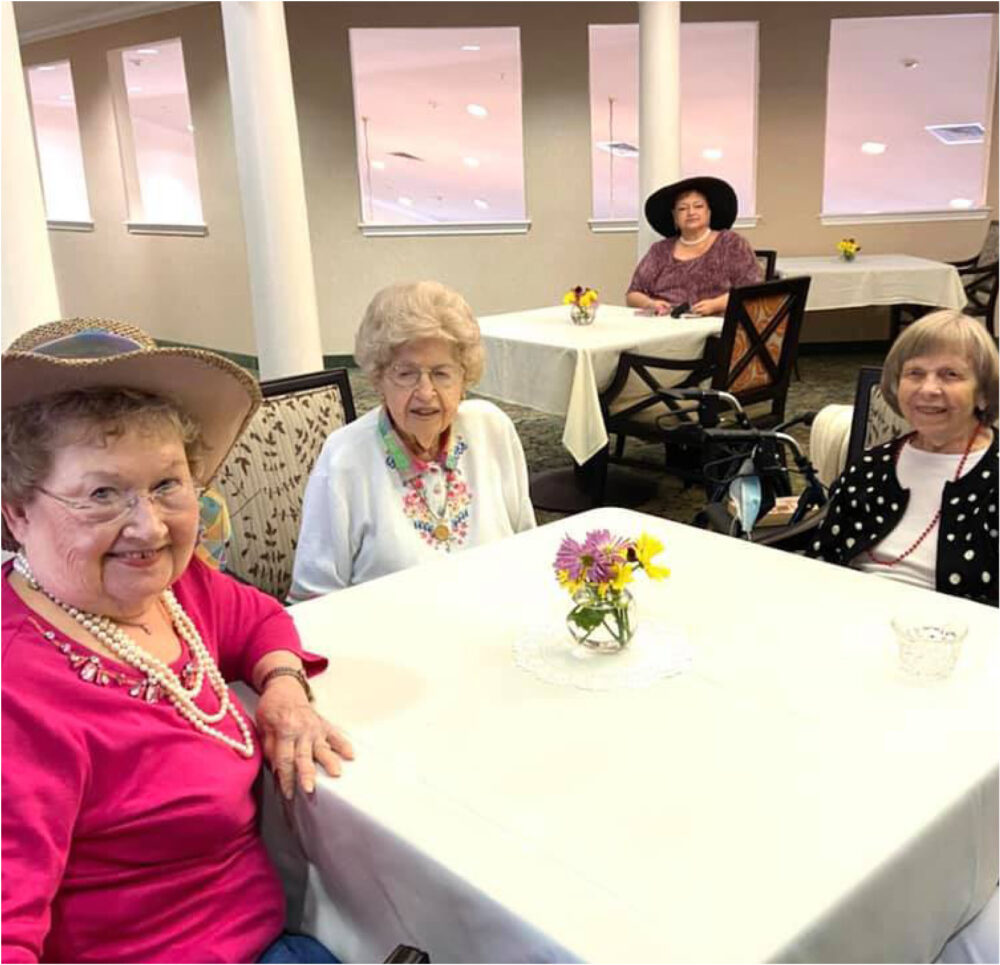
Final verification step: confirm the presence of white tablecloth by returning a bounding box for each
[776,254,968,312]
[284,508,999,964]
[475,305,722,464]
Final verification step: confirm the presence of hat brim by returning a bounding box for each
[644,176,739,238]
[1,347,261,485]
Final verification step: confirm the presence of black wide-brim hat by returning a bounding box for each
[644,176,739,238]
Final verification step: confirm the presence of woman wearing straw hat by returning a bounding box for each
[626,176,761,317]
[1,320,353,963]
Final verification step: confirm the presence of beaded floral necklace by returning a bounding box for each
[864,425,982,568]
[13,553,254,757]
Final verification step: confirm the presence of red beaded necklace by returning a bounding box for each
[865,425,982,568]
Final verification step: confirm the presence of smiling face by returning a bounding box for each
[3,421,199,619]
[673,190,711,238]
[897,350,986,450]
[379,337,464,457]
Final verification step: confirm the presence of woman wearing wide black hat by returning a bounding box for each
[626,176,761,317]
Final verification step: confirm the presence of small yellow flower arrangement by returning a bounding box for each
[836,238,861,261]
[563,285,599,325]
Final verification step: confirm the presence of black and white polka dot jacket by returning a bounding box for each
[807,431,998,607]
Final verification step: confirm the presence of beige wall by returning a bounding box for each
[19,1,998,357]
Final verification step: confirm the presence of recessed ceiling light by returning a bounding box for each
[463,157,480,168]
[187,123,195,133]
[128,86,143,94]
[35,65,58,72]
[371,160,386,170]
[596,141,639,158]
[461,44,481,52]
[860,141,886,155]
[136,48,160,55]
[473,198,490,210]
[949,198,974,209]
[900,58,919,69]
[398,196,413,207]
[57,94,73,102]
[701,147,724,161]
[466,103,488,118]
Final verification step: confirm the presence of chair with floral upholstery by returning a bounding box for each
[213,369,356,600]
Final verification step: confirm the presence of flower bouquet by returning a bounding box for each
[563,285,599,325]
[836,238,861,262]
[554,529,669,652]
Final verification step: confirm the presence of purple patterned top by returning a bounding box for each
[627,230,761,306]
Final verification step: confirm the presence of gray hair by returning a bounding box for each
[881,310,999,425]
[354,281,485,385]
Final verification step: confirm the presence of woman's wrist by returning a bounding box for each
[259,665,314,702]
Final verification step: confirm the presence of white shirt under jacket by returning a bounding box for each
[289,400,536,599]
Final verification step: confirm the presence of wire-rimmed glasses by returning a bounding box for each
[36,479,204,525]
[385,363,463,390]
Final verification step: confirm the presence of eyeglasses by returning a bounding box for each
[385,364,463,390]
[36,478,203,525]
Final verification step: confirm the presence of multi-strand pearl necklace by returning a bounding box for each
[13,553,254,758]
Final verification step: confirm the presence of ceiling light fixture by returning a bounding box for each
[463,157,480,168]
[860,141,887,155]
[473,199,490,210]
[701,147,724,161]
[371,160,385,170]
[466,103,488,118]
[137,48,160,55]
[128,86,143,94]
[900,58,919,69]
[949,198,974,209]
[398,196,414,207]
[461,44,481,52]
[57,94,73,101]
[35,65,58,72]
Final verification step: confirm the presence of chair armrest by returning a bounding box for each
[751,503,828,550]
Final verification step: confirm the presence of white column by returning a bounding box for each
[221,1,324,380]
[638,1,682,258]
[1,0,61,347]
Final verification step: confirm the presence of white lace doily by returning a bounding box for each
[513,623,693,691]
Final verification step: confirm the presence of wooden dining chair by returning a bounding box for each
[212,368,356,600]
[754,249,779,281]
[599,275,811,490]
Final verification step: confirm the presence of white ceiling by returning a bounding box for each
[13,2,198,43]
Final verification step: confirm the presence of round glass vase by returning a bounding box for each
[565,587,636,653]
[840,252,856,262]
[570,303,598,326]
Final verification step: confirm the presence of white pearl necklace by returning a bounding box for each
[677,228,712,246]
[14,553,254,758]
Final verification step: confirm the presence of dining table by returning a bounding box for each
[268,507,999,964]
[775,254,967,313]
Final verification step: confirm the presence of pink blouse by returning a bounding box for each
[1,558,327,964]
[627,230,762,307]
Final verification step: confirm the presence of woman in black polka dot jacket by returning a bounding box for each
[809,311,997,607]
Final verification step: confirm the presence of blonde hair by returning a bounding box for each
[881,310,999,425]
[354,281,484,385]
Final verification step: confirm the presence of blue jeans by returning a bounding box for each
[257,932,340,963]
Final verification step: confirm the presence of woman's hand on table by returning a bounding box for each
[256,677,355,799]
[691,295,728,316]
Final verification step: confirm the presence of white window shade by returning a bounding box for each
[349,27,527,231]
[26,60,92,223]
[823,14,996,217]
[588,22,759,224]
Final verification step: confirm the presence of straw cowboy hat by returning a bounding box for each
[2,318,261,485]
[644,176,739,238]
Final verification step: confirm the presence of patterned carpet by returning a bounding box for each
[348,348,884,527]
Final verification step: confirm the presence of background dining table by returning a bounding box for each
[775,253,967,313]
[267,507,999,964]
[474,304,723,465]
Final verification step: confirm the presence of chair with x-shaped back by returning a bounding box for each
[599,275,811,490]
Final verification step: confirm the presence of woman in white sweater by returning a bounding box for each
[290,281,536,598]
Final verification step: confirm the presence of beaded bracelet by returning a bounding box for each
[259,666,314,703]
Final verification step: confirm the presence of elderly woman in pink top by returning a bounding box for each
[1,320,353,964]
[626,176,761,317]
